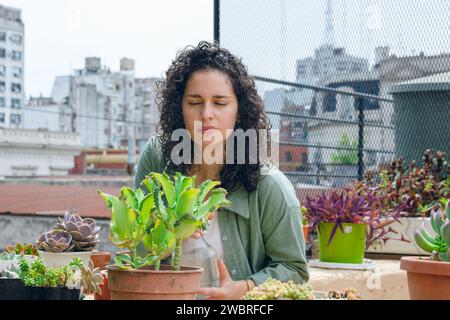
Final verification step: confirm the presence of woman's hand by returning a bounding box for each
[196,259,249,300]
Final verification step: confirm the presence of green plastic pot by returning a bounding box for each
[318,222,366,264]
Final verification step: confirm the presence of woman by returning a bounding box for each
[135,41,308,299]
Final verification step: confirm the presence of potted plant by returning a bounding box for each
[5,242,39,264]
[0,256,104,300]
[330,133,359,187]
[35,211,101,268]
[300,206,310,243]
[97,172,231,300]
[400,199,450,300]
[358,150,449,255]
[305,188,404,264]
[242,277,362,300]
[0,252,18,271]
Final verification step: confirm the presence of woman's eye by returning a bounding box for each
[188,102,201,106]
[215,102,227,106]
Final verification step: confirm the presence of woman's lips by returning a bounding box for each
[201,126,217,132]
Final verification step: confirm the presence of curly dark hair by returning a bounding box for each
[156,41,271,193]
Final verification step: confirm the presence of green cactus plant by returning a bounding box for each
[97,172,231,271]
[413,199,450,261]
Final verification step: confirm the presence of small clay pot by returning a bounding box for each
[94,270,111,300]
[303,226,310,243]
[90,252,112,271]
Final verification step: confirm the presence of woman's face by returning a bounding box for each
[182,69,239,149]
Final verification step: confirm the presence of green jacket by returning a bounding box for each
[135,136,309,285]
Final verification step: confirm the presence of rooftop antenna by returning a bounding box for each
[280,0,287,80]
[323,0,335,47]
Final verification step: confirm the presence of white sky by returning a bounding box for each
[1,0,213,97]
[1,0,449,98]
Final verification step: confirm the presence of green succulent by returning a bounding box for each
[18,256,84,288]
[413,199,450,261]
[98,171,231,271]
[242,278,314,300]
[0,251,17,261]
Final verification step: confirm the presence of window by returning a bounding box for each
[0,112,4,123]
[0,82,5,92]
[284,152,293,162]
[10,113,21,125]
[0,48,5,58]
[0,97,4,107]
[10,50,22,60]
[11,83,21,93]
[0,32,5,42]
[0,65,5,76]
[12,66,21,77]
[11,98,20,109]
[339,95,354,120]
[9,34,22,44]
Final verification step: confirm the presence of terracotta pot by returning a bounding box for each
[302,226,310,243]
[94,270,111,300]
[90,252,112,271]
[107,265,203,300]
[400,256,450,300]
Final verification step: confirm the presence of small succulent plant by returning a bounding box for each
[327,288,362,300]
[413,199,450,261]
[36,229,74,253]
[80,260,104,295]
[55,211,100,251]
[35,211,100,253]
[5,243,38,256]
[0,251,17,261]
[242,278,314,300]
[18,256,83,288]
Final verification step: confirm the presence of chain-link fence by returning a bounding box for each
[215,0,450,188]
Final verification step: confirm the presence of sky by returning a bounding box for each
[1,0,213,97]
[1,0,449,98]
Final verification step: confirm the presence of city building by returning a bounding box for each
[0,5,24,129]
[50,57,160,149]
[0,127,81,176]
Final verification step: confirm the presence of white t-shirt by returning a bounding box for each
[181,212,224,261]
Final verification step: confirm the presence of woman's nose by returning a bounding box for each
[202,103,214,120]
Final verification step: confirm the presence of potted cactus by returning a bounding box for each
[400,199,450,299]
[97,172,230,300]
[35,211,101,268]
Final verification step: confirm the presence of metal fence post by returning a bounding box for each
[214,0,220,45]
[357,97,365,181]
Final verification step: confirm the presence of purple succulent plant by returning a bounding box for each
[305,188,406,248]
[35,229,74,253]
[55,211,101,251]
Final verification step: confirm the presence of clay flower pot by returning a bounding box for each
[90,252,112,271]
[94,270,111,300]
[302,226,310,243]
[400,256,450,300]
[107,265,203,300]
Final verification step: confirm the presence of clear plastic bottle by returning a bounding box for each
[181,235,220,289]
